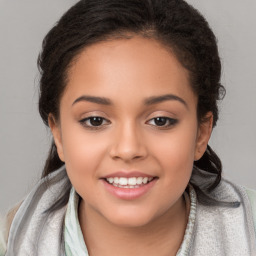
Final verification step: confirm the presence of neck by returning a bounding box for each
[79,195,189,256]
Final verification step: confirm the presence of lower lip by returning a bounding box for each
[102,178,157,200]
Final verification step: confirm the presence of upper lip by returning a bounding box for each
[102,171,156,179]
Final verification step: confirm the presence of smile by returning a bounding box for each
[105,177,154,188]
[102,171,158,200]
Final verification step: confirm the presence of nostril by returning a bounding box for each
[109,132,148,161]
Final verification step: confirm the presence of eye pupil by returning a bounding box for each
[90,117,103,126]
[155,117,167,126]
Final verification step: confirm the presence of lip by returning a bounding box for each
[101,176,158,200]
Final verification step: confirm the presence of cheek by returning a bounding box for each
[60,123,108,182]
[149,124,197,178]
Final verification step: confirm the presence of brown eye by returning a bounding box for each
[154,117,168,126]
[147,117,178,128]
[79,116,110,128]
[89,117,104,126]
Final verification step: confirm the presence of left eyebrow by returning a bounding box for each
[144,94,188,109]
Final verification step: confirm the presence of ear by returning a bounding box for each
[48,114,65,162]
[194,112,213,161]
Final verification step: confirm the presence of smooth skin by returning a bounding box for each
[49,36,212,256]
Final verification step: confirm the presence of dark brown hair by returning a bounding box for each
[38,0,238,211]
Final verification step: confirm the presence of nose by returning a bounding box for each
[109,122,148,162]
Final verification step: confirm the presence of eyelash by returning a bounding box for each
[146,117,178,129]
[79,116,110,130]
[79,116,178,130]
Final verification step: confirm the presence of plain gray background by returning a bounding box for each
[0,0,255,215]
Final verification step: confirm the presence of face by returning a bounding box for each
[50,36,212,228]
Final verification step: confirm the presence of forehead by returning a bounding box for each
[64,36,196,106]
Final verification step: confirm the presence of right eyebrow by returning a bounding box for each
[72,95,112,106]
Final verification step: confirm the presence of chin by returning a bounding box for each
[110,217,153,229]
[104,208,158,228]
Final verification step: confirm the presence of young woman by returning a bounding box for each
[2,0,256,255]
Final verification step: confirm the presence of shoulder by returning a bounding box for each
[211,178,256,237]
[0,202,23,256]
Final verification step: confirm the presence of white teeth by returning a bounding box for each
[142,177,148,184]
[106,176,154,187]
[108,177,114,184]
[119,177,128,186]
[128,177,137,186]
[137,177,143,185]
